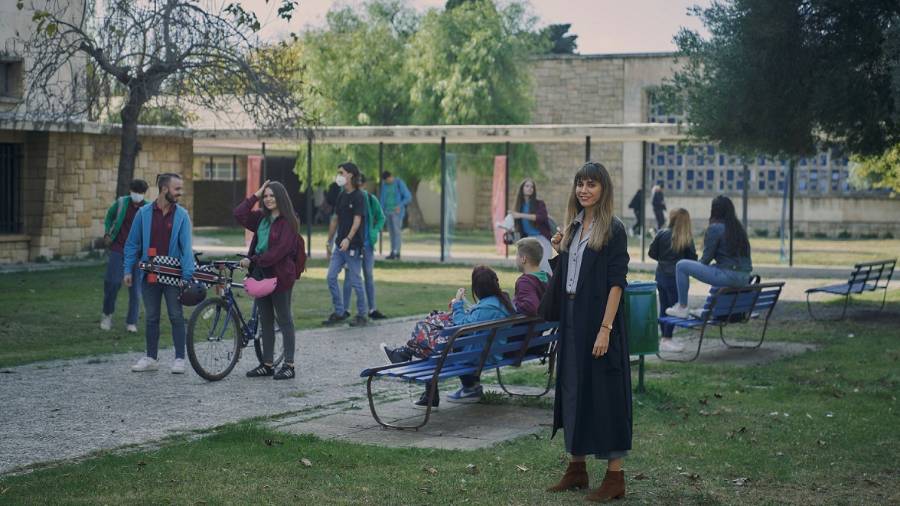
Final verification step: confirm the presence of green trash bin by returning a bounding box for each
[624,281,659,392]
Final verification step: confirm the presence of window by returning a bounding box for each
[0,144,23,234]
[0,58,24,99]
[203,160,236,181]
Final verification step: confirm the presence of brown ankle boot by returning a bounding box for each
[546,461,589,492]
[585,470,625,502]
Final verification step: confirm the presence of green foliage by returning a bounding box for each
[850,144,900,195]
[664,0,900,158]
[104,105,195,128]
[537,23,578,54]
[292,0,542,185]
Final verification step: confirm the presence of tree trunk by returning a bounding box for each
[116,90,146,196]
[405,177,426,231]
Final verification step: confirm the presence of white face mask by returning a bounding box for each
[130,192,144,203]
[335,174,347,187]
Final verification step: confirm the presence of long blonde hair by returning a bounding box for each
[668,208,693,253]
[561,162,616,252]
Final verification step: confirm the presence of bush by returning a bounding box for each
[837,230,852,239]
[35,255,49,263]
[883,232,895,239]
[794,231,805,239]
[860,233,879,240]
[813,232,828,239]
[754,228,769,237]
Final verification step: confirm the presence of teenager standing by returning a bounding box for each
[234,180,300,380]
[324,163,368,327]
[544,162,632,502]
[510,178,554,273]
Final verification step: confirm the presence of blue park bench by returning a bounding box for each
[657,281,786,362]
[359,315,560,430]
[805,259,895,320]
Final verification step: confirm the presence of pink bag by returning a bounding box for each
[244,276,277,298]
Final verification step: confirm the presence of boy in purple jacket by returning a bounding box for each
[513,237,549,316]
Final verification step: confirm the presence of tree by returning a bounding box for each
[23,0,309,195]
[538,23,578,54]
[851,145,900,194]
[663,0,900,158]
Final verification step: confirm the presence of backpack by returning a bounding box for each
[294,234,307,279]
[405,311,454,359]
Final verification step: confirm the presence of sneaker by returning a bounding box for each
[413,390,439,409]
[688,308,706,320]
[131,356,158,372]
[381,343,412,364]
[100,314,112,331]
[447,384,484,404]
[126,323,138,333]
[349,315,368,327]
[659,338,684,353]
[665,304,691,319]
[369,309,387,320]
[246,363,274,377]
[273,364,295,380]
[171,358,186,374]
[321,312,349,326]
[385,253,397,260]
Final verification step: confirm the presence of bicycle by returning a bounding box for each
[186,258,284,381]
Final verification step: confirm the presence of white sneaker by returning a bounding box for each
[131,356,159,372]
[665,304,691,319]
[126,324,138,333]
[688,308,706,320]
[100,314,112,331]
[659,338,684,352]
[171,358,186,374]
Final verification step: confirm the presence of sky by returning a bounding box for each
[239,0,711,55]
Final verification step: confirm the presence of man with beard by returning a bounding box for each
[124,173,194,374]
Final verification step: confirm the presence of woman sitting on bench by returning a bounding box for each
[665,195,753,319]
[380,265,513,408]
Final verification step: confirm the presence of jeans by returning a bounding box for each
[257,290,296,364]
[343,243,376,313]
[675,259,750,306]
[387,212,403,255]
[327,248,365,316]
[655,272,677,337]
[142,282,186,360]
[103,250,141,324]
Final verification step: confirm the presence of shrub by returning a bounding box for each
[837,230,852,239]
[754,228,769,237]
[860,233,879,240]
[794,231,805,238]
[883,232,895,239]
[813,232,828,239]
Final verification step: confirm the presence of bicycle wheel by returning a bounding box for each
[187,297,242,381]
[253,323,285,367]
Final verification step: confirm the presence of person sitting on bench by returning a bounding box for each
[665,196,752,319]
[380,265,513,408]
[512,237,549,317]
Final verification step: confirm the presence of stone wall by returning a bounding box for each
[0,127,193,263]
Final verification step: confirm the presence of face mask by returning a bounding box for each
[130,192,143,204]
[335,174,347,187]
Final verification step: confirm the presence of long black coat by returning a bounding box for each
[545,219,632,455]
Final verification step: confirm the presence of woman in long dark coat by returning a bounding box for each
[544,162,632,502]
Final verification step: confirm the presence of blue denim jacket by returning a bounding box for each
[701,222,752,272]
[451,295,512,363]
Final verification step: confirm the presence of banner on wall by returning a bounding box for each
[492,156,507,255]
[245,156,263,246]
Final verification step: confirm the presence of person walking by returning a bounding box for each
[665,195,753,318]
[343,173,387,320]
[651,185,667,230]
[544,161,632,502]
[323,162,368,327]
[124,173,193,374]
[509,177,554,274]
[101,178,151,333]
[648,208,697,352]
[627,189,643,237]
[379,170,412,260]
[234,180,300,380]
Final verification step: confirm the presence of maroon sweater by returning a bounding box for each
[233,196,299,293]
[513,272,548,317]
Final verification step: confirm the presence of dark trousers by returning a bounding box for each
[656,273,677,338]
[256,289,296,364]
[142,282,186,360]
[103,250,141,324]
[631,211,642,234]
[654,208,666,229]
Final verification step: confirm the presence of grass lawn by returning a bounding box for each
[196,226,900,267]
[1,293,897,504]
[1,259,582,368]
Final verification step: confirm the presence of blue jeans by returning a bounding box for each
[655,272,677,337]
[327,248,365,316]
[142,282,186,360]
[103,250,141,324]
[675,259,750,307]
[343,243,376,313]
[387,212,402,255]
